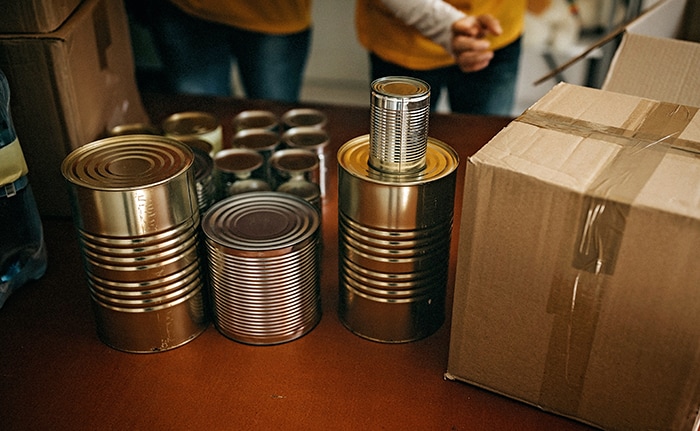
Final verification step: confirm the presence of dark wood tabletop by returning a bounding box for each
[0,93,595,430]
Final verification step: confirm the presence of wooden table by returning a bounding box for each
[0,93,595,430]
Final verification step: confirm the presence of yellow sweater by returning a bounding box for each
[169,0,313,35]
[356,0,526,70]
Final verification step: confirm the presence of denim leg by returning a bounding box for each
[148,1,233,96]
[232,28,312,103]
[447,38,522,116]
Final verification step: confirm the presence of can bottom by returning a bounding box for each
[338,283,445,343]
[91,287,208,353]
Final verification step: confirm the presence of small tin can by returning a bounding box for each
[213,148,270,198]
[108,123,160,137]
[282,127,330,197]
[270,148,321,212]
[281,108,327,129]
[231,128,280,184]
[162,111,223,155]
[61,135,208,353]
[233,110,279,132]
[202,192,321,345]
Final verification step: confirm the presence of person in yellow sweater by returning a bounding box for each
[127,0,312,102]
[356,0,548,115]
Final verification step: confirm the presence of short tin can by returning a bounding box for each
[282,127,330,197]
[213,148,271,198]
[270,148,321,213]
[281,108,327,129]
[61,135,207,353]
[232,109,279,132]
[202,192,321,345]
[162,111,223,155]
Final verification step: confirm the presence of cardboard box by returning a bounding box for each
[446,2,700,430]
[0,0,148,216]
[447,82,700,430]
[0,0,82,34]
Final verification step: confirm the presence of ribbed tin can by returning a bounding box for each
[162,111,223,155]
[337,77,459,343]
[61,135,207,353]
[190,146,216,213]
[202,192,321,345]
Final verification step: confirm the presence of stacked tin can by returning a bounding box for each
[337,77,459,343]
[202,192,321,345]
[61,135,207,353]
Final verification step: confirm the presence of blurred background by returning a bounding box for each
[128,0,656,115]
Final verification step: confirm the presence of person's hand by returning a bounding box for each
[451,14,503,72]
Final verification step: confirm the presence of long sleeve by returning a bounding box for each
[378,0,467,54]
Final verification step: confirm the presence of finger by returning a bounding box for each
[475,14,502,36]
[455,50,494,72]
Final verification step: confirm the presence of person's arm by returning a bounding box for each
[378,0,502,72]
[379,0,465,53]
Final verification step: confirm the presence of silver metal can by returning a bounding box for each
[337,76,459,343]
[61,135,207,353]
[162,111,223,154]
[281,108,327,129]
[232,109,279,132]
[202,192,321,345]
[282,126,330,197]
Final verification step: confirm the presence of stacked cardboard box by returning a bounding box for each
[447,1,700,429]
[0,0,148,216]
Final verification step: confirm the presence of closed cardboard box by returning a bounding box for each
[0,0,148,216]
[447,2,700,428]
[447,82,700,430]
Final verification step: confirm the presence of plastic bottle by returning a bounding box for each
[0,69,47,308]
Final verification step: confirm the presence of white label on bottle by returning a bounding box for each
[0,138,28,187]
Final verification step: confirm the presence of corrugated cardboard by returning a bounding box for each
[0,0,148,216]
[447,83,700,430]
[0,0,82,34]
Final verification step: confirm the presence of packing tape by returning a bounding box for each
[517,100,699,415]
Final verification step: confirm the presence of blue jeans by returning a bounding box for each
[146,1,311,102]
[370,37,522,116]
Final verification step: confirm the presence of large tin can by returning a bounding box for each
[202,192,321,345]
[337,76,459,343]
[61,135,207,353]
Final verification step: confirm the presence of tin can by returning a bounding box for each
[282,127,330,197]
[189,146,217,213]
[162,111,223,155]
[232,109,279,132]
[202,192,321,345]
[281,108,327,129]
[270,148,321,213]
[108,123,160,137]
[231,128,280,184]
[61,135,207,353]
[336,77,459,343]
[213,148,270,198]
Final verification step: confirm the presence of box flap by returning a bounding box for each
[533,0,690,86]
[601,33,700,107]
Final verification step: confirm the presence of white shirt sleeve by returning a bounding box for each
[378,0,468,54]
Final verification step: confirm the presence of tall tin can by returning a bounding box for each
[61,135,208,353]
[337,77,459,343]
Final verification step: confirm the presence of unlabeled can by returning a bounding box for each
[281,108,327,129]
[162,111,223,155]
[337,76,459,343]
[202,192,321,345]
[282,126,330,197]
[337,135,458,342]
[233,109,279,132]
[61,135,207,353]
